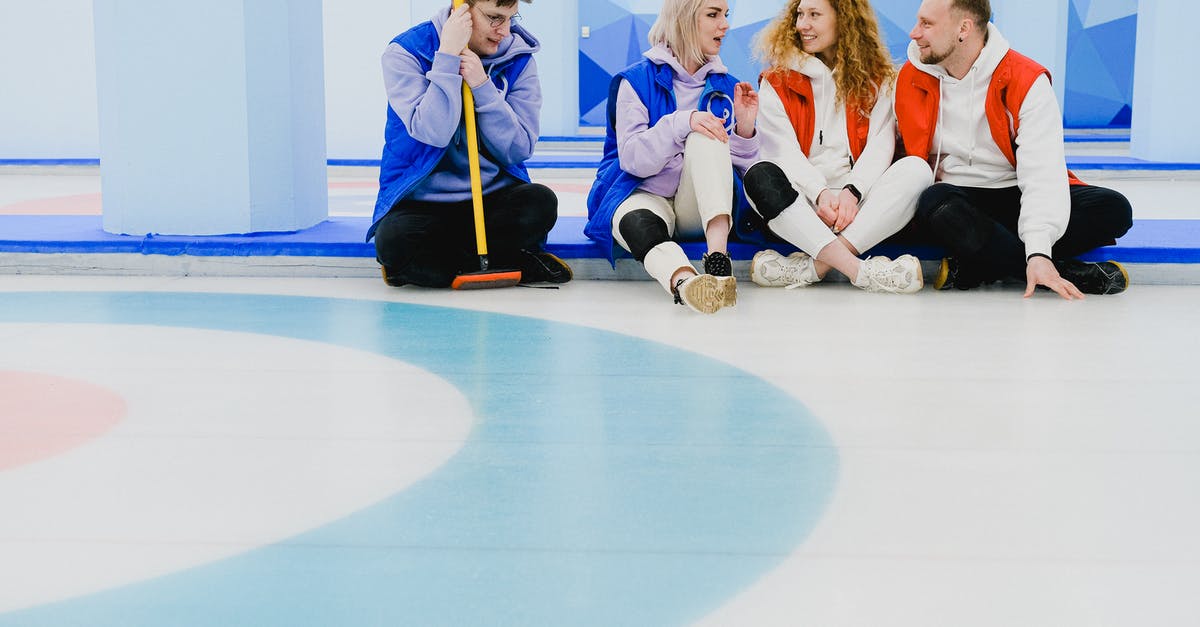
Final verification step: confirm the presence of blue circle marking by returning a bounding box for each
[0,292,838,626]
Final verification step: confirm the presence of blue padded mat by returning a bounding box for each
[0,215,1196,263]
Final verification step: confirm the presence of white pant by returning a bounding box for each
[611,134,734,292]
[765,155,933,257]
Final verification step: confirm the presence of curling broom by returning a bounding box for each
[450,0,522,289]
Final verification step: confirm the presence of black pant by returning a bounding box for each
[914,183,1133,284]
[374,182,558,287]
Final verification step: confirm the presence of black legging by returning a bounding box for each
[914,183,1133,284]
[373,182,558,287]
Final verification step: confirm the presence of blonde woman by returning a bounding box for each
[743,0,933,292]
[585,0,759,314]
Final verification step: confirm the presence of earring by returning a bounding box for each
[958,37,964,42]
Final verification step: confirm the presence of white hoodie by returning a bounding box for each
[903,23,1069,259]
[757,55,897,205]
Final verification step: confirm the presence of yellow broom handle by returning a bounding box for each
[453,0,488,257]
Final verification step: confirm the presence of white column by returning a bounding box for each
[520,1,579,137]
[93,0,328,235]
[992,0,1068,106]
[1130,1,1200,162]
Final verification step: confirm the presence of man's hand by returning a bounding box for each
[1024,255,1085,300]
[690,111,729,143]
[459,49,488,88]
[732,82,758,139]
[815,189,839,228]
[438,4,473,56]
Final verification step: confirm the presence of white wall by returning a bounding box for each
[0,0,99,159]
[0,0,1070,161]
[1131,0,1200,162]
[0,0,416,162]
[323,0,412,160]
[993,0,1068,106]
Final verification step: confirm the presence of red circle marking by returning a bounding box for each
[0,371,126,471]
[0,193,103,215]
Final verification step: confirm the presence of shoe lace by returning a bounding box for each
[775,256,812,289]
[865,258,910,291]
[703,252,732,277]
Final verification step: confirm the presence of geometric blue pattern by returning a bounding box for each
[577,0,920,125]
[1064,0,1136,127]
[579,3,657,124]
[578,0,1137,129]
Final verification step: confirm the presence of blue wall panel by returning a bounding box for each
[578,0,1137,129]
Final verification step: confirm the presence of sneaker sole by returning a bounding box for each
[750,251,777,287]
[380,266,403,287]
[902,255,925,293]
[933,258,951,290]
[717,276,737,307]
[542,251,574,283]
[860,255,924,294]
[1101,260,1130,295]
[679,274,729,314]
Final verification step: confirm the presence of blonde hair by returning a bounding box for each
[754,0,895,115]
[648,0,712,72]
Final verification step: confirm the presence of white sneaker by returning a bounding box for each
[750,249,820,288]
[853,254,924,294]
[673,274,736,313]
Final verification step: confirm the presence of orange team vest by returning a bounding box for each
[894,49,1085,186]
[760,68,870,160]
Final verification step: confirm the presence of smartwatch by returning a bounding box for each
[842,184,862,202]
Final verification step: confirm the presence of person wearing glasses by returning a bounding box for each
[740,0,933,293]
[585,0,760,314]
[370,0,572,288]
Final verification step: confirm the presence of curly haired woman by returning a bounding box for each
[743,0,933,292]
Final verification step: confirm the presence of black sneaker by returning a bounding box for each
[515,250,573,284]
[380,264,405,287]
[703,251,733,277]
[932,257,983,291]
[932,257,957,290]
[1055,259,1129,295]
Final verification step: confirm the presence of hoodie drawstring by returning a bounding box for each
[933,76,945,177]
[968,67,978,167]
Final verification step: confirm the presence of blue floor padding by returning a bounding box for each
[520,154,1200,171]
[0,215,374,257]
[9,154,1200,171]
[1,215,1197,264]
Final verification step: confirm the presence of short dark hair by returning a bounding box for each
[952,0,991,30]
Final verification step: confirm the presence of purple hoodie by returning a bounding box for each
[614,44,759,198]
[381,8,542,202]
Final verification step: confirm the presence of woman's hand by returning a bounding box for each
[690,111,729,143]
[815,189,839,228]
[732,82,758,139]
[833,189,860,233]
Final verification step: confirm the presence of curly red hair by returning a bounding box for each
[754,0,895,116]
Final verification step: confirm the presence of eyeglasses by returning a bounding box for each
[475,7,521,28]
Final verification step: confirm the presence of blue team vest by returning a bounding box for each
[368,21,531,241]
[584,58,764,263]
